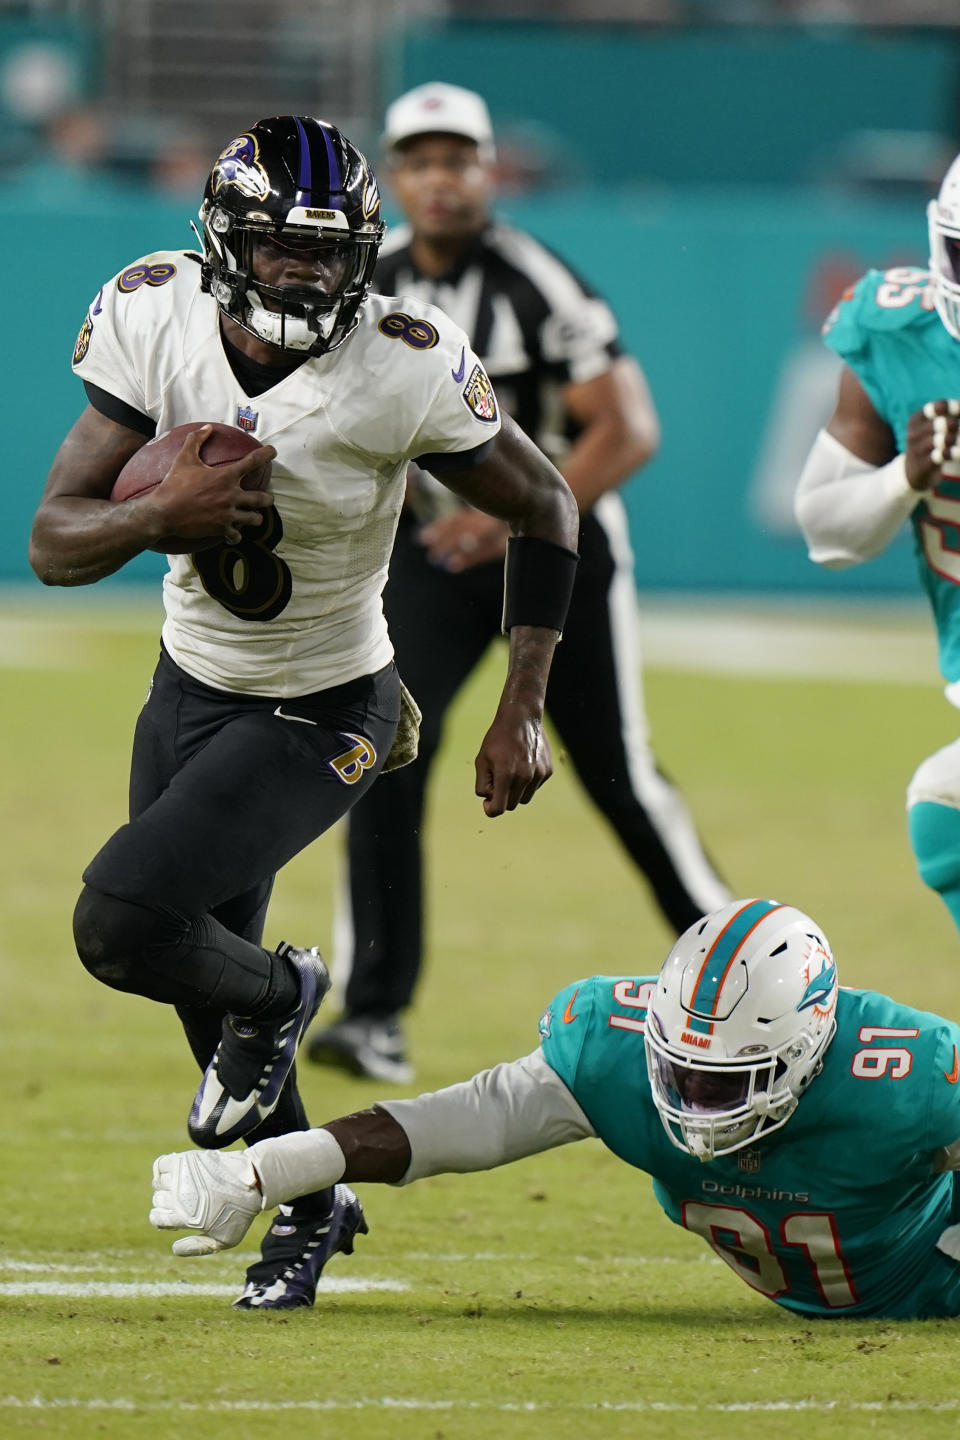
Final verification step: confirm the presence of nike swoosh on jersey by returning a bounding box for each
[563,989,580,1024]
[273,706,317,726]
[945,1046,959,1084]
[451,347,466,383]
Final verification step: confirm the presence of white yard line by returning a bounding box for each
[634,597,938,684]
[0,1278,407,1298]
[1,1396,959,1414]
[1,1252,712,1273]
[0,593,940,685]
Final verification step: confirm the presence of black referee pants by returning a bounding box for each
[342,498,730,1019]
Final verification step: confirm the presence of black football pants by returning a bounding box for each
[75,645,399,1145]
[341,500,731,1020]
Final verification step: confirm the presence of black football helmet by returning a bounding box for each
[198,115,385,356]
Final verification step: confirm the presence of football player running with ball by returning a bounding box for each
[29,116,578,1310]
[795,155,960,944]
[152,898,960,1319]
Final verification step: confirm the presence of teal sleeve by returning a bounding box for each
[538,978,596,1092]
[924,1020,960,1149]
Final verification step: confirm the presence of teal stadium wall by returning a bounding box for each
[5,184,927,593]
[8,22,959,593]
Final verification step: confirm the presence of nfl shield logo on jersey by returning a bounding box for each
[236,404,259,433]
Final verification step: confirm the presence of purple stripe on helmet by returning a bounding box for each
[319,121,341,194]
[294,116,312,196]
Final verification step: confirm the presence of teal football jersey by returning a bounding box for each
[822,266,960,683]
[539,976,960,1317]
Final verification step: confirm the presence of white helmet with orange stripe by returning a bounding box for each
[645,899,838,1162]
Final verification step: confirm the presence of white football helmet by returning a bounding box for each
[645,899,837,1162]
[928,154,960,341]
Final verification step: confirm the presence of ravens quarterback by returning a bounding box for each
[29,116,578,1310]
[152,898,960,1319]
[795,155,960,948]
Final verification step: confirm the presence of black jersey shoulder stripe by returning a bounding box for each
[83,381,156,437]
[414,437,496,475]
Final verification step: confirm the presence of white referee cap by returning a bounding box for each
[383,82,496,162]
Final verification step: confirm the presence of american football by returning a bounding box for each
[110,421,272,554]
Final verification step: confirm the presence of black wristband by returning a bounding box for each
[501,535,579,636]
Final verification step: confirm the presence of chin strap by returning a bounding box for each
[245,290,327,352]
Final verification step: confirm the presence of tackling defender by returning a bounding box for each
[153,899,960,1318]
[795,155,960,941]
[29,115,578,1309]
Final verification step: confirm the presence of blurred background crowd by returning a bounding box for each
[4,0,960,199]
[5,0,960,594]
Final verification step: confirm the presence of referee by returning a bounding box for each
[308,82,732,1083]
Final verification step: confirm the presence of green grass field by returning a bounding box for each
[4,593,960,1440]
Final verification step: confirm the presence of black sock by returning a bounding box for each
[244,948,300,1020]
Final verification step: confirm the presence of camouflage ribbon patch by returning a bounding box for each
[382,679,422,773]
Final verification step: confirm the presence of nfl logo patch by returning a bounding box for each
[738,1147,762,1174]
[236,404,259,433]
[462,364,499,423]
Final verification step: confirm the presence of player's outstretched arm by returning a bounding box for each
[29,407,274,586]
[150,1054,593,1255]
[436,416,580,817]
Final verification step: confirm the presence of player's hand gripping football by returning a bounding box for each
[150,1150,263,1256]
[146,427,276,546]
[905,399,960,491]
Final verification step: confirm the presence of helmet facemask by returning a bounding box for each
[645,900,838,1162]
[928,198,960,342]
[927,155,960,342]
[200,203,381,355]
[646,1016,829,1161]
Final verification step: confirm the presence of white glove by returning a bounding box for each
[150,1149,263,1256]
[937,1223,960,1262]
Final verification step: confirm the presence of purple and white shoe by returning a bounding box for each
[189,943,330,1149]
[233,1184,368,1310]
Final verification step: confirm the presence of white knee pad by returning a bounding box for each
[906,738,960,811]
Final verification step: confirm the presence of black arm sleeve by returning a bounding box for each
[83,382,156,438]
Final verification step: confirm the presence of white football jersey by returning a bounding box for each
[72,250,501,696]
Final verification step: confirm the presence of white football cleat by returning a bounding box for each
[150,1149,263,1255]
